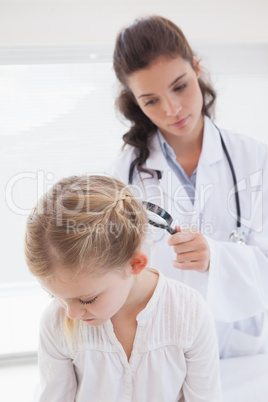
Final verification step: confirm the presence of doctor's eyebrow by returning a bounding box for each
[138,73,187,98]
[168,73,187,88]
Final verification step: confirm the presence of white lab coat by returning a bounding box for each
[107,116,268,358]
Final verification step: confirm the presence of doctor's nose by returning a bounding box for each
[164,97,182,117]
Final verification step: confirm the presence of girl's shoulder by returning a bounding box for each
[157,274,211,345]
[164,276,207,313]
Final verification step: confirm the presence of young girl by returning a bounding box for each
[109,15,268,359]
[25,175,221,402]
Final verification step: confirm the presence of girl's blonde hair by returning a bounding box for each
[25,175,148,344]
[25,175,148,279]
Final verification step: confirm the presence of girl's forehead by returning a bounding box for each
[39,271,101,299]
[50,265,102,284]
[39,266,126,298]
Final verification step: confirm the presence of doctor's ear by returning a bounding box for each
[130,252,148,275]
[193,57,201,78]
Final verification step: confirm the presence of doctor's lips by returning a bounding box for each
[170,116,189,127]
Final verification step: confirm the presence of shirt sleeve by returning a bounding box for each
[182,297,222,402]
[33,301,77,402]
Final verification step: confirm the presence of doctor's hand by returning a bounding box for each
[167,227,210,273]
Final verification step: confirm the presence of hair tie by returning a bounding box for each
[113,194,132,211]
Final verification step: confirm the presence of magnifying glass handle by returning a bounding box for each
[167,226,177,235]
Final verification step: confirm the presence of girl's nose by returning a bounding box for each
[66,303,86,320]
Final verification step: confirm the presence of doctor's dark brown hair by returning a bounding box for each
[113,15,216,175]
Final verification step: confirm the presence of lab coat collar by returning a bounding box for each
[200,116,224,166]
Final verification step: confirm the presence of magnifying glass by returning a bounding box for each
[142,201,177,235]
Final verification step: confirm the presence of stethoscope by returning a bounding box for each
[128,124,246,245]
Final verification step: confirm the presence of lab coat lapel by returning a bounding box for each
[192,117,224,224]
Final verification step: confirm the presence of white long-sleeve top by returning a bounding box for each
[107,117,268,358]
[34,270,221,402]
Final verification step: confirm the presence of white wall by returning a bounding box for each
[0,0,268,47]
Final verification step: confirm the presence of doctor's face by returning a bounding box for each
[127,56,204,142]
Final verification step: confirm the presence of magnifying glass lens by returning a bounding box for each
[142,201,177,235]
[146,210,169,226]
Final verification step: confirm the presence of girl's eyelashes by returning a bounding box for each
[43,289,97,305]
[79,296,98,305]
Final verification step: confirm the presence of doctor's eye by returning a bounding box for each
[174,83,187,92]
[144,99,158,107]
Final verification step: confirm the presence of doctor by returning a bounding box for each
[109,15,268,358]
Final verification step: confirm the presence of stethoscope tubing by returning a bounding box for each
[218,129,241,228]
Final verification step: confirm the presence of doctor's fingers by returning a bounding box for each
[168,229,204,246]
[174,248,209,264]
[172,259,209,273]
[168,231,195,246]
[171,234,209,254]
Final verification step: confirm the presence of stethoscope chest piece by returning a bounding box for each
[229,229,246,245]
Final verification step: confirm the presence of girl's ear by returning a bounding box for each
[130,252,148,275]
[193,57,201,78]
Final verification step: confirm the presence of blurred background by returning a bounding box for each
[0,1,268,401]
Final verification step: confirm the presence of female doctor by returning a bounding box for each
[108,15,268,359]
